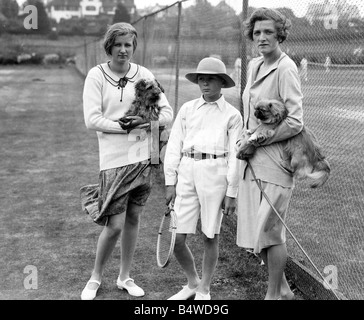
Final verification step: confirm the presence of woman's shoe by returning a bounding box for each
[117,277,145,297]
[81,279,101,300]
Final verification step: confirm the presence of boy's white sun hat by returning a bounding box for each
[185,57,236,88]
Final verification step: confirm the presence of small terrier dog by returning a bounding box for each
[119,78,163,128]
[118,78,168,163]
[236,99,331,188]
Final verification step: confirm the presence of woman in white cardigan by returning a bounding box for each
[236,8,303,300]
[80,23,173,300]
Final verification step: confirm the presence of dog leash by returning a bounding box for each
[246,160,340,300]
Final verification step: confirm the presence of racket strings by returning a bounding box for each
[158,215,173,258]
[157,208,177,267]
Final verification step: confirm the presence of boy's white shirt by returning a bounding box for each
[164,95,242,198]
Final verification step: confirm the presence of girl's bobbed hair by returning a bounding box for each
[103,22,138,55]
[244,7,291,43]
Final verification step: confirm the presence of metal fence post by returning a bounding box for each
[84,38,88,74]
[174,1,182,118]
[240,0,249,118]
[142,18,147,66]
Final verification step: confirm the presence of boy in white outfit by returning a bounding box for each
[164,57,242,300]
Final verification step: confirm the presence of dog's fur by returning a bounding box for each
[119,78,163,126]
[236,99,331,188]
[118,78,168,164]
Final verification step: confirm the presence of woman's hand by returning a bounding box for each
[222,196,236,216]
[236,141,257,160]
[236,129,257,159]
[118,116,150,132]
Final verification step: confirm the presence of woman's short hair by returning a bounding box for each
[244,8,291,43]
[103,22,138,55]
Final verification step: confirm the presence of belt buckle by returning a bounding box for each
[194,153,202,161]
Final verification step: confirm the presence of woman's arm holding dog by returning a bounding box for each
[258,66,304,146]
[141,67,174,128]
[157,92,174,127]
[236,129,258,160]
[83,69,128,134]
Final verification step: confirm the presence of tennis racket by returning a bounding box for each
[156,203,177,268]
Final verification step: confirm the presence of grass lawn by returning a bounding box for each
[0,64,280,301]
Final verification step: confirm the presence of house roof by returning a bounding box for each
[101,0,115,10]
[102,0,116,5]
[48,0,134,8]
[48,0,82,6]
[306,1,361,19]
[47,0,137,14]
[306,3,326,16]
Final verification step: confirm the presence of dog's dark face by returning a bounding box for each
[254,99,288,124]
[134,78,163,105]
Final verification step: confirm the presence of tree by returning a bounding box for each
[275,7,297,21]
[183,1,217,39]
[0,0,19,19]
[113,2,131,24]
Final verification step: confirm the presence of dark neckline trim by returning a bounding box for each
[97,63,140,101]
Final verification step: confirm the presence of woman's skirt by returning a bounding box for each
[236,168,293,253]
[80,160,152,226]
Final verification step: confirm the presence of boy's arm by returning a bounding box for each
[226,112,243,198]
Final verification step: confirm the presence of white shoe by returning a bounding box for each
[81,279,101,300]
[168,285,198,300]
[194,291,211,300]
[117,277,145,297]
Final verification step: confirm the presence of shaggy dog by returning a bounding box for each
[118,78,169,163]
[119,78,163,127]
[236,99,331,188]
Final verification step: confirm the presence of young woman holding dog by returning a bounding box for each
[80,22,173,300]
[236,8,304,300]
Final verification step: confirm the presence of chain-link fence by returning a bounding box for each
[75,0,364,300]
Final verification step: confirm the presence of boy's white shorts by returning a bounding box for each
[174,156,227,239]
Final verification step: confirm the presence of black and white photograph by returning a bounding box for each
[0,0,363,308]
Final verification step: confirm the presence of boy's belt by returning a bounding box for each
[183,152,227,160]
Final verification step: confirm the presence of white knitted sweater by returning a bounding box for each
[83,62,173,170]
